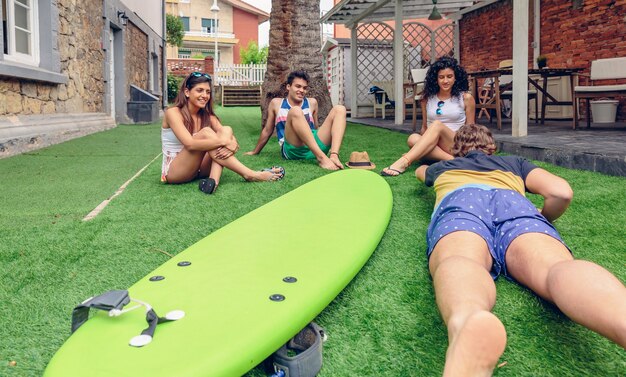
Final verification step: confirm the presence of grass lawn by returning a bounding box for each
[1,106,624,376]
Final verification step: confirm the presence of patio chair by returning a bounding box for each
[369,85,394,119]
[476,78,495,121]
[573,57,626,129]
[405,68,428,131]
[498,60,539,121]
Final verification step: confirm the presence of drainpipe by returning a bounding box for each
[533,0,540,68]
[162,0,167,109]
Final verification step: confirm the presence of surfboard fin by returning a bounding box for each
[268,322,326,377]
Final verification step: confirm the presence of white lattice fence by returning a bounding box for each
[403,22,430,68]
[433,24,455,60]
[357,22,395,105]
[215,64,266,86]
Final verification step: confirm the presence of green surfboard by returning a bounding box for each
[44,169,393,377]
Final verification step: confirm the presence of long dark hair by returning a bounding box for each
[173,73,219,134]
[422,56,469,100]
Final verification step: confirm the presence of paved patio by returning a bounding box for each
[348,116,626,177]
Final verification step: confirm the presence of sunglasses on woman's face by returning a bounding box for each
[436,100,445,115]
[191,72,211,80]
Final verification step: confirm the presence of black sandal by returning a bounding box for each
[199,178,217,194]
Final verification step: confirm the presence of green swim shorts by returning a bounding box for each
[281,129,330,160]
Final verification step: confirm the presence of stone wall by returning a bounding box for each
[0,0,105,116]
[459,0,626,120]
[126,21,149,97]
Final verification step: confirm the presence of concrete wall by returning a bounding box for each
[122,0,163,37]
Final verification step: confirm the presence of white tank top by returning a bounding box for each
[161,128,183,154]
[426,94,466,132]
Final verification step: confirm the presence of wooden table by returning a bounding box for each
[468,67,583,130]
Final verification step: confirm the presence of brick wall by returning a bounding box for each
[167,57,215,77]
[459,0,626,120]
[0,0,105,116]
[126,21,149,96]
[459,0,529,71]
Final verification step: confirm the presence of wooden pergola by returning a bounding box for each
[321,0,536,137]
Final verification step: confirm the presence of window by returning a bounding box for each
[201,18,218,34]
[178,49,191,59]
[180,16,189,32]
[2,0,39,65]
[0,0,65,84]
[331,57,337,84]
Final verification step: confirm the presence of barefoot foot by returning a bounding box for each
[443,311,507,377]
[319,157,339,171]
[329,152,344,169]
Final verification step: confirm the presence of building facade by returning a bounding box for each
[0,0,166,158]
[166,0,268,65]
[458,0,626,121]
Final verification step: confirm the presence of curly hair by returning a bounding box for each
[422,56,469,99]
[451,124,497,157]
[173,72,219,134]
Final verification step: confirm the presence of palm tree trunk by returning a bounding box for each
[261,0,332,128]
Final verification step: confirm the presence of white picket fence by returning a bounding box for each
[215,64,266,86]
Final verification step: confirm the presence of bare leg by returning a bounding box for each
[316,105,347,168]
[165,137,209,184]
[382,121,455,176]
[208,161,223,185]
[407,133,455,161]
[210,150,283,182]
[284,106,338,170]
[167,127,280,183]
[198,153,223,184]
[506,233,626,348]
[429,231,507,376]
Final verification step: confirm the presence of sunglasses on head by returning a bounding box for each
[190,72,211,80]
[436,100,445,115]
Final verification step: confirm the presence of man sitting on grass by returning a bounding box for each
[245,70,347,171]
[415,123,626,376]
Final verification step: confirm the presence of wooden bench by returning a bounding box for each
[573,57,626,129]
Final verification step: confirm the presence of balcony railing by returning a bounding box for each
[184,30,236,39]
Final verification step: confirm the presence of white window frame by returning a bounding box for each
[331,57,338,84]
[4,0,39,65]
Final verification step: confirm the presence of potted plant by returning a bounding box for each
[536,55,547,69]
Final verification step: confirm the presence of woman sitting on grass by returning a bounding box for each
[161,72,284,193]
[381,56,475,176]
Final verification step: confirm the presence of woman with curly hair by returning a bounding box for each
[381,56,475,176]
[162,72,284,193]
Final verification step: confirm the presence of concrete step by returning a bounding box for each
[0,113,116,158]
[222,85,261,106]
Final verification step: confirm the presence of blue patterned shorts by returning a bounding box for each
[426,187,569,279]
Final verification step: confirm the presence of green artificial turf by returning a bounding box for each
[0,107,624,376]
